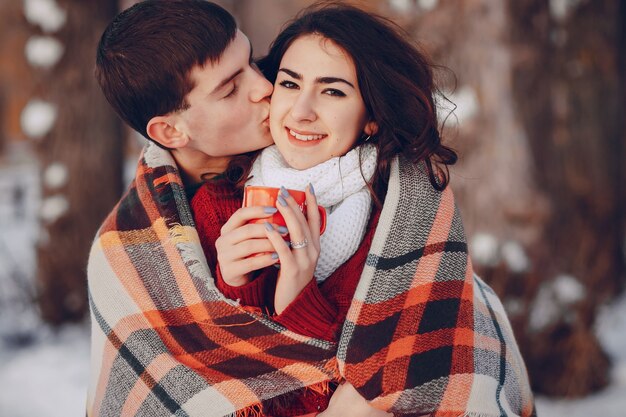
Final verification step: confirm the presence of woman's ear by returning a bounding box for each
[364,120,379,137]
[146,115,189,149]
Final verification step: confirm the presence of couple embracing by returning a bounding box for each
[87,1,535,416]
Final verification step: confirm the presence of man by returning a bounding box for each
[94,0,273,186]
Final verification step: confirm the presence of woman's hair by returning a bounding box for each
[258,2,457,204]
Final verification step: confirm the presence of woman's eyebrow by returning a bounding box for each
[278,68,355,89]
[316,76,354,89]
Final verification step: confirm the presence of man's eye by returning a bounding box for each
[278,80,298,89]
[224,85,238,98]
[323,88,346,97]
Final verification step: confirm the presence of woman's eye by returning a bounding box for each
[278,80,298,89]
[323,88,346,97]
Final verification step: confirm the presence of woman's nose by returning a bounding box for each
[289,92,317,122]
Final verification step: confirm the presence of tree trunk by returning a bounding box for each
[35,0,123,325]
[508,0,624,396]
[387,0,624,397]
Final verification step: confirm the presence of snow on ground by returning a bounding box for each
[0,322,90,417]
[535,290,626,417]
[0,156,625,416]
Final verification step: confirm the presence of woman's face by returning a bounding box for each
[269,34,375,170]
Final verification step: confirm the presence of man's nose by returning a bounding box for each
[250,70,273,103]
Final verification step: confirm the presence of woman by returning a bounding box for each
[191,3,535,417]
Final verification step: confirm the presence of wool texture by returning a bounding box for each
[87,142,535,417]
[247,144,377,281]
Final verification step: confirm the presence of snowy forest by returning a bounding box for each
[0,0,624,416]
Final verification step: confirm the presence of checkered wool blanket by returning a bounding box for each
[87,143,535,417]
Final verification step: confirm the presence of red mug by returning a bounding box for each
[243,185,327,236]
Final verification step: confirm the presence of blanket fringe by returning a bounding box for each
[431,413,507,417]
[234,402,264,417]
[233,381,334,417]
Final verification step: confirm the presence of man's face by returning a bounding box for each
[173,30,273,157]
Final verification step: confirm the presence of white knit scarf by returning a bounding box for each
[246,144,378,281]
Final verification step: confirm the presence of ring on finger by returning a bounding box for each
[290,238,308,249]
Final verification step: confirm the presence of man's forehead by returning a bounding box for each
[192,30,251,92]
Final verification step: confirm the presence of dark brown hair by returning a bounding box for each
[258,2,457,203]
[95,0,236,141]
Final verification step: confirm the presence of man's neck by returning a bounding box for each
[170,148,231,187]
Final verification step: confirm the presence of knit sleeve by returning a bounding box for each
[215,264,277,309]
[274,279,338,342]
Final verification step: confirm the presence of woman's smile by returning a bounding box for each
[286,127,327,145]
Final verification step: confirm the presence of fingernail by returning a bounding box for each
[277,226,288,234]
[308,183,315,196]
[280,186,290,198]
[264,206,278,214]
[271,252,279,260]
[277,195,287,206]
[264,222,274,231]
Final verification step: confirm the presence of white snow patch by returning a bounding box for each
[389,0,413,13]
[43,162,68,189]
[529,281,561,332]
[418,0,439,11]
[25,35,64,68]
[553,274,586,306]
[470,232,500,267]
[0,323,89,417]
[446,85,479,126]
[23,0,67,33]
[501,240,530,273]
[39,195,68,223]
[20,99,57,139]
[529,274,586,332]
[549,0,582,22]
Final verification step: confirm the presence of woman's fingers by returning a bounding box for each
[219,251,279,280]
[218,222,287,251]
[305,183,321,251]
[217,238,276,262]
[264,221,308,314]
[275,186,311,249]
[220,205,278,235]
[216,206,286,286]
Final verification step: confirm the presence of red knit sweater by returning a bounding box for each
[190,179,380,416]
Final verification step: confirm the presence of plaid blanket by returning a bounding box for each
[87,142,535,417]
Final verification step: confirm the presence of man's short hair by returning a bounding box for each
[95,0,237,139]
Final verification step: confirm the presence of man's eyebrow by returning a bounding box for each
[278,68,355,89]
[210,39,253,95]
[211,68,243,95]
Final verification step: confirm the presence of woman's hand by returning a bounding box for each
[215,206,285,287]
[263,185,321,314]
[317,382,393,417]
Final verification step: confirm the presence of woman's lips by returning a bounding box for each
[285,127,327,146]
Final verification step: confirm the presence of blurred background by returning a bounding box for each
[0,0,624,416]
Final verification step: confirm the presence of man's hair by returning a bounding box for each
[95,0,237,140]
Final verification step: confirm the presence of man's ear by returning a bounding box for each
[146,116,189,149]
[364,120,379,137]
